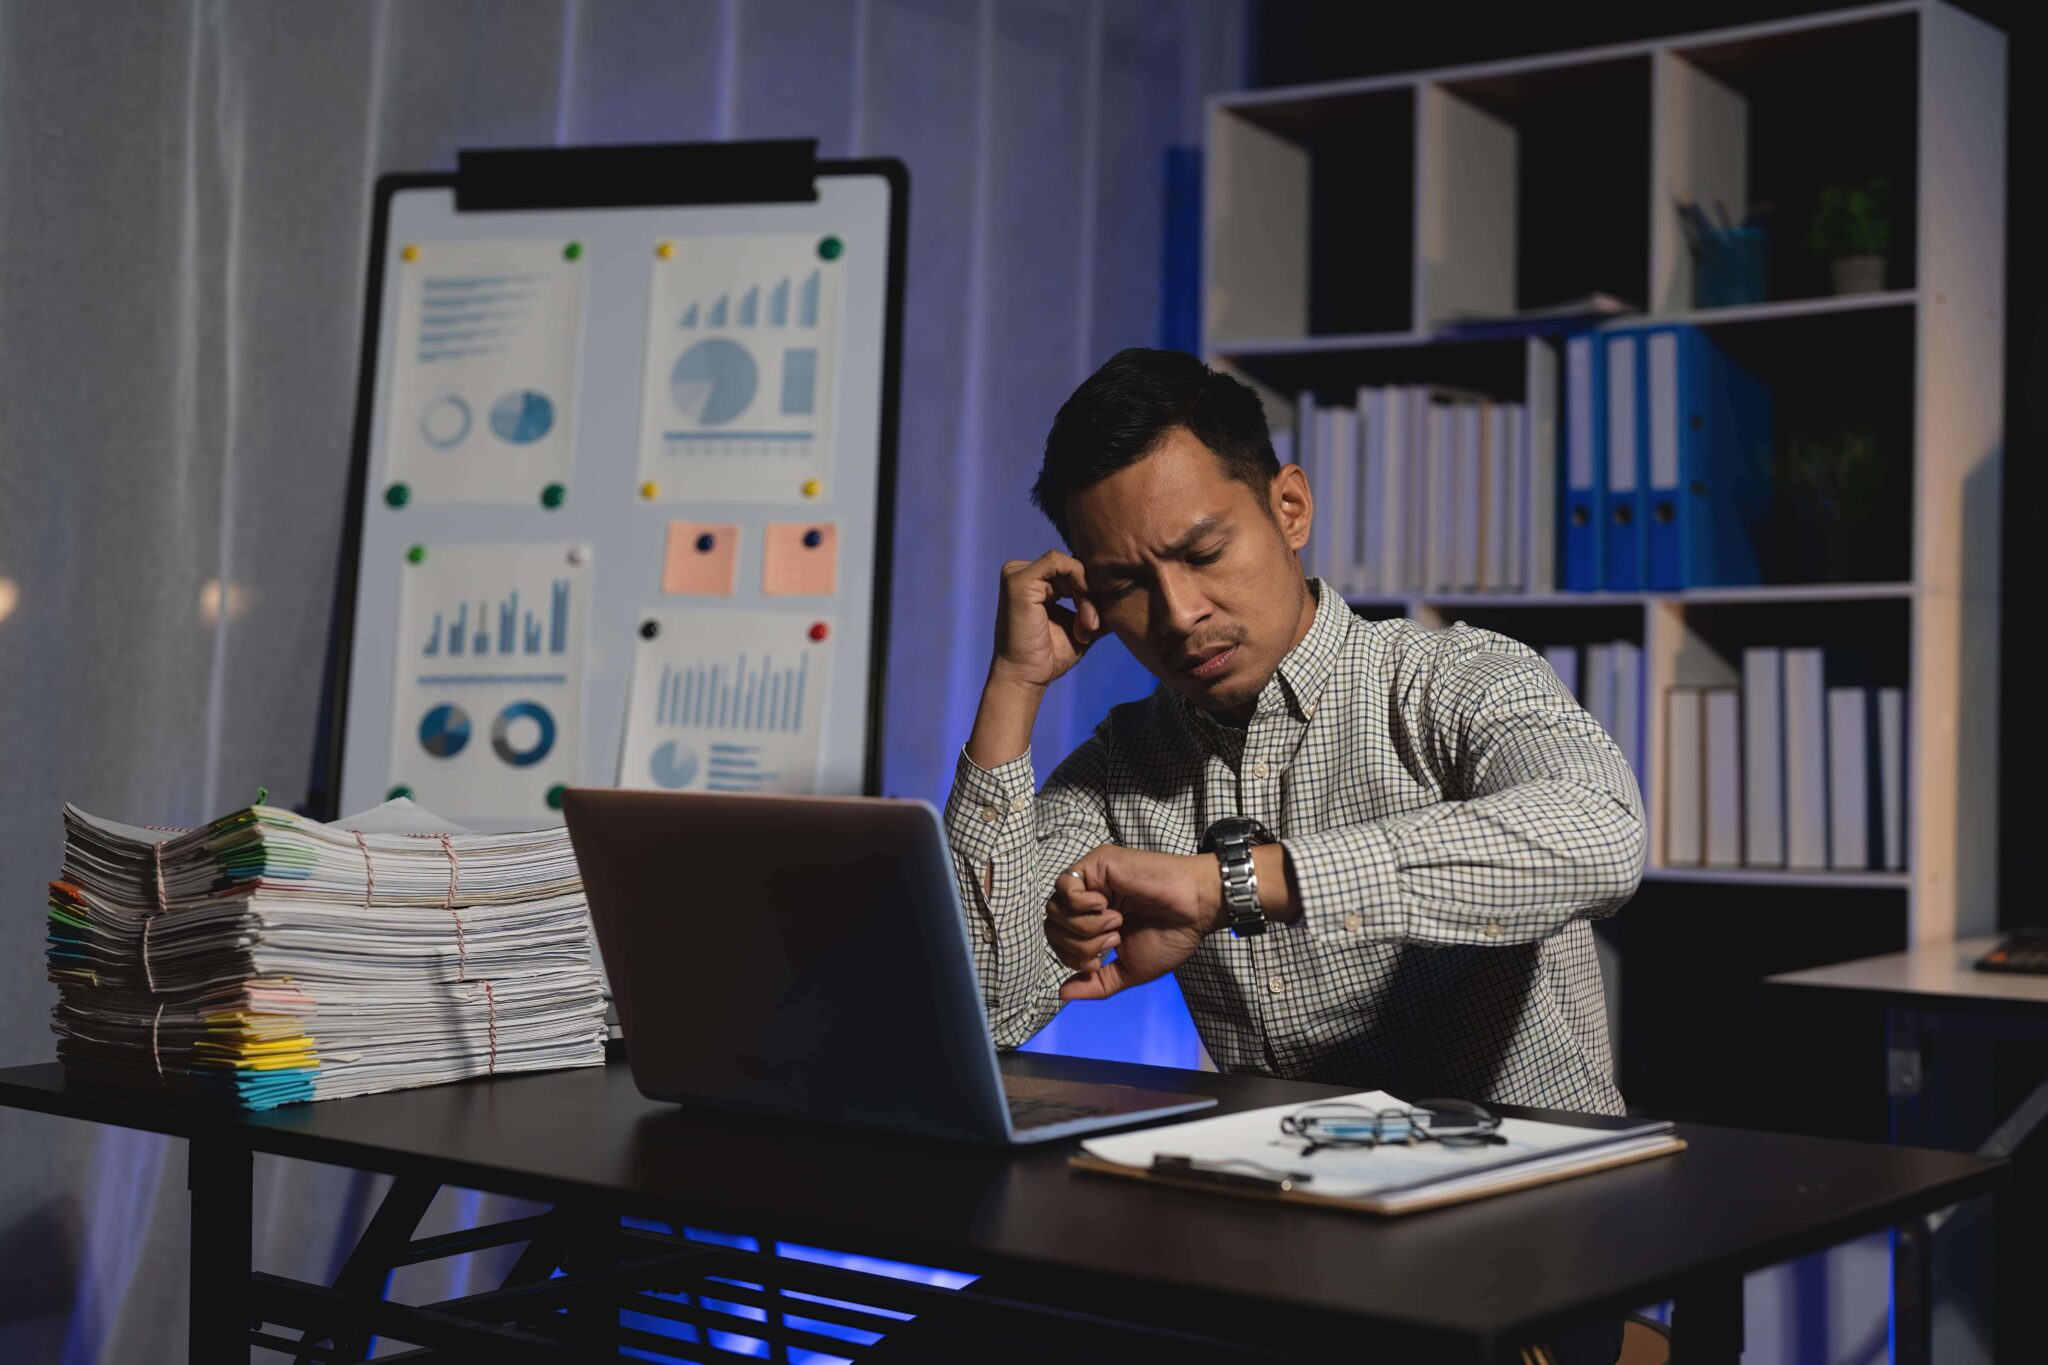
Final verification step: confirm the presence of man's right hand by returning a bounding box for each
[989,551,1101,690]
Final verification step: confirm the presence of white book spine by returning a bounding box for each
[1379,387,1406,592]
[1454,403,1481,590]
[1665,688,1704,866]
[1333,406,1358,593]
[1586,643,1617,741]
[1742,648,1785,867]
[1295,390,1318,579]
[1543,644,1580,700]
[1878,687,1906,871]
[1703,689,1743,866]
[1782,648,1828,870]
[1425,401,1450,592]
[1501,402,1524,593]
[1612,639,1644,805]
[1827,687,1870,871]
[1355,387,1379,596]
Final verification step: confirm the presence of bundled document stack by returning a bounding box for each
[45,798,606,1109]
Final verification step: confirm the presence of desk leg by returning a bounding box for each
[188,1137,254,1363]
[1670,1275,1743,1362]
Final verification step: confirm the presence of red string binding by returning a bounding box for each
[481,980,497,1075]
[353,829,375,908]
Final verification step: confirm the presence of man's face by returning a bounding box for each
[1065,427,1314,717]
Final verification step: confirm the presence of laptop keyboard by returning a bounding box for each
[1006,1094,1113,1129]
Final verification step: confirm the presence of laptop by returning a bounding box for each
[563,789,1216,1145]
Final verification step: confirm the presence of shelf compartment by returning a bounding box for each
[1653,12,1919,313]
[1209,88,1415,342]
[1423,56,1652,328]
[1643,866,1909,889]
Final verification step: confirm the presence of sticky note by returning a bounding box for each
[763,522,839,596]
[662,522,740,596]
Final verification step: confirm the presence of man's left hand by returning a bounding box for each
[1049,845,1222,1001]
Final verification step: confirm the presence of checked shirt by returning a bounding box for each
[943,580,1644,1114]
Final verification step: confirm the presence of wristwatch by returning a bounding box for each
[1199,817,1274,938]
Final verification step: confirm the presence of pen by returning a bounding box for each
[1152,1154,1311,1192]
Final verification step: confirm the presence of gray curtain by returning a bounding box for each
[0,1,1246,1357]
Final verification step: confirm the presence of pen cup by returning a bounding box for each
[1692,226,1769,308]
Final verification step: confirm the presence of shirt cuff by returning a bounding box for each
[944,746,1038,863]
[1280,822,1402,945]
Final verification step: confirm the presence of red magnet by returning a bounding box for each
[808,622,830,642]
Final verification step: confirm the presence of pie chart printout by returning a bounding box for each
[649,739,700,789]
[383,237,583,505]
[489,389,556,444]
[417,703,471,758]
[670,338,758,427]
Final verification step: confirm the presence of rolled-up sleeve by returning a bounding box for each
[943,737,1113,1048]
[1282,630,1645,949]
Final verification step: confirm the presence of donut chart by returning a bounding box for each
[490,700,557,767]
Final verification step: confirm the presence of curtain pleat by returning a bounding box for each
[0,2,1244,1356]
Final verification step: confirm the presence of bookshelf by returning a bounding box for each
[1204,2,2004,946]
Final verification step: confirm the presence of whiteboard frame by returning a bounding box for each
[313,148,908,821]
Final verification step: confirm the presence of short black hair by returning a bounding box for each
[1030,347,1279,543]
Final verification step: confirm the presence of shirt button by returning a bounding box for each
[1483,921,1503,940]
[1251,761,1269,779]
[1267,976,1286,996]
[979,804,1001,824]
[1343,913,1363,935]
[1009,795,1030,813]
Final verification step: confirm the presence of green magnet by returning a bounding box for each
[406,544,427,564]
[541,483,567,509]
[546,783,568,811]
[818,235,843,261]
[563,241,583,261]
[387,784,414,801]
[385,482,411,508]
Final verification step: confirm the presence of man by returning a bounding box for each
[944,347,1644,1115]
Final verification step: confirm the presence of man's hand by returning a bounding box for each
[990,550,1101,691]
[1046,845,1223,1002]
[966,552,1102,771]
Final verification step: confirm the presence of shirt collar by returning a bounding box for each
[1183,577,1349,735]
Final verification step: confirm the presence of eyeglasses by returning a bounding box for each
[1279,1099,1504,1155]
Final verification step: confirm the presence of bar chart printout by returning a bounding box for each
[619,609,833,794]
[637,234,840,503]
[389,542,592,820]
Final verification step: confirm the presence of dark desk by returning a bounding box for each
[1771,938,2048,1365]
[0,1052,2003,1363]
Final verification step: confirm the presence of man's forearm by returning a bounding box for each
[965,670,1047,771]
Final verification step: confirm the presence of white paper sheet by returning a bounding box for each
[1082,1090,1675,1209]
[617,607,834,795]
[387,542,592,821]
[384,238,585,506]
[637,234,841,503]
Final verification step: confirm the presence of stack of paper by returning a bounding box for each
[45,798,605,1109]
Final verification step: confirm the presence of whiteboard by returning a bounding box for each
[325,153,903,828]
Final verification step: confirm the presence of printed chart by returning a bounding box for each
[619,608,834,794]
[638,235,840,503]
[385,239,585,506]
[389,542,591,818]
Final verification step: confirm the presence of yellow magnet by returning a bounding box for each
[801,479,823,498]
[401,244,420,263]
[640,481,661,500]
[656,242,675,260]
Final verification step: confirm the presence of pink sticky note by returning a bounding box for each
[762,522,840,596]
[662,522,740,596]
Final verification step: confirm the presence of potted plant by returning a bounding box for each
[1805,176,1892,295]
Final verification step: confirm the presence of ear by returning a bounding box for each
[1270,463,1312,553]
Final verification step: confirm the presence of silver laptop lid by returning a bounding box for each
[564,789,1015,1143]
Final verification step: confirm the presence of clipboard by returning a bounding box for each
[1068,1135,1688,1217]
